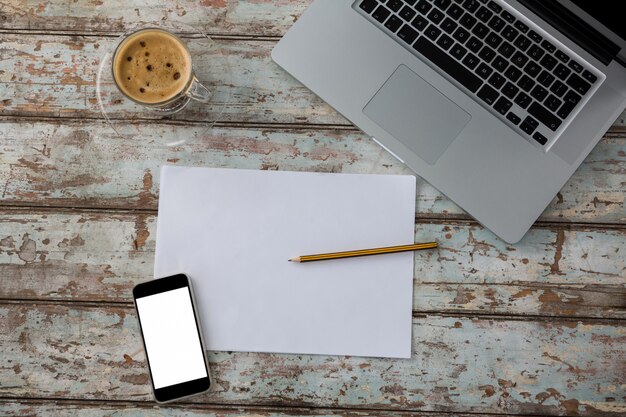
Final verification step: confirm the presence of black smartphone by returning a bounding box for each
[133,273,211,403]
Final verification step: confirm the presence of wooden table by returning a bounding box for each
[1,1,625,416]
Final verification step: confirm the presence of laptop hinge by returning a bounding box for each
[517,0,621,66]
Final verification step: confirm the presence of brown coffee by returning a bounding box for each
[113,29,192,104]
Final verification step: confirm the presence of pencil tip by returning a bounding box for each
[288,259,292,262]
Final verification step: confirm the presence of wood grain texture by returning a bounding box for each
[0,0,308,37]
[1,33,625,128]
[0,400,505,417]
[2,302,625,416]
[0,120,624,224]
[0,212,624,318]
[0,34,343,125]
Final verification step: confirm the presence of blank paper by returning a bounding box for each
[154,166,416,358]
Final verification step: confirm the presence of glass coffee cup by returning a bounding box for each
[111,27,211,114]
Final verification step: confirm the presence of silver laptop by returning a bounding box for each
[272,0,626,243]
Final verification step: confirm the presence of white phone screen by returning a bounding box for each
[135,287,207,388]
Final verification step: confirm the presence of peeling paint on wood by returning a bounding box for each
[0,0,310,37]
[0,212,624,319]
[0,34,342,125]
[0,121,624,224]
[0,401,511,417]
[1,303,624,415]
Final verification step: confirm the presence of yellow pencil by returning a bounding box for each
[288,242,438,263]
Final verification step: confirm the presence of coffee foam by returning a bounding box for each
[113,29,192,104]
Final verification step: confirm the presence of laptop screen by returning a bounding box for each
[570,1,626,41]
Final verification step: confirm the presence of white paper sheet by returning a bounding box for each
[154,166,416,358]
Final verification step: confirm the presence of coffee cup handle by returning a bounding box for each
[187,76,212,103]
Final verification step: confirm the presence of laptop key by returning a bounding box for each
[555,50,569,63]
[412,15,429,31]
[412,36,483,92]
[478,45,496,63]
[502,81,519,99]
[494,96,512,114]
[485,32,503,48]
[397,24,419,44]
[462,0,480,13]
[517,74,535,92]
[539,56,557,72]
[567,73,591,95]
[501,25,518,41]
[544,94,562,112]
[477,84,499,105]
[524,61,541,78]
[427,8,445,24]
[514,91,531,109]
[528,30,542,43]
[513,34,531,51]
[434,0,452,10]
[488,16,505,32]
[448,3,465,20]
[399,5,417,22]
[537,70,555,88]
[437,33,455,50]
[450,43,468,59]
[501,10,515,24]
[460,13,477,29]
[530,84,548,101]
[415,0,432,15]
[372,5,392,23]
[504,66,522,82]
[475,62,493,79]
[527,44,544,61]
[528,102,561,131]
[472,22,489,39]
[568,60,583,73]
[385,15,403,32]
[497,41,515,58]
[492,55,509,72]
[554,63,571,80]
[524,116,539,129]
[514,20,529,33]
[533,131,548,145]
[488,72,506,89]
[541,39,556,53]
[452,26,471,43]
[487,0,502,13]
[476,6,493,23]
[519,120,536,135]
[467,36,483,53]
[550,80,568,97]
[359,0,378,13]
[506,112,521,125]
[511,51,528,67]
[582,69,597,84]
[387,0,403,12]
[462,52,480,69]
[425,24,442,40]
[557,90,581,118]
[441,17,458,34]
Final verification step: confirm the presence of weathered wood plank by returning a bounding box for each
[0,0,308,37]
[1,303,624,416]
[1,34,625,128]
[0,400,494,417]
[0,120,624,224]
[0,34,344,125]
[1,212,624,318]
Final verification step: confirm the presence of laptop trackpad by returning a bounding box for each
[363,65,471,165]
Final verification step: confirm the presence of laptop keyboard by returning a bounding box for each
[355,0,604,150]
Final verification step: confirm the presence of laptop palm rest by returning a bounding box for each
[363,65,471,165]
